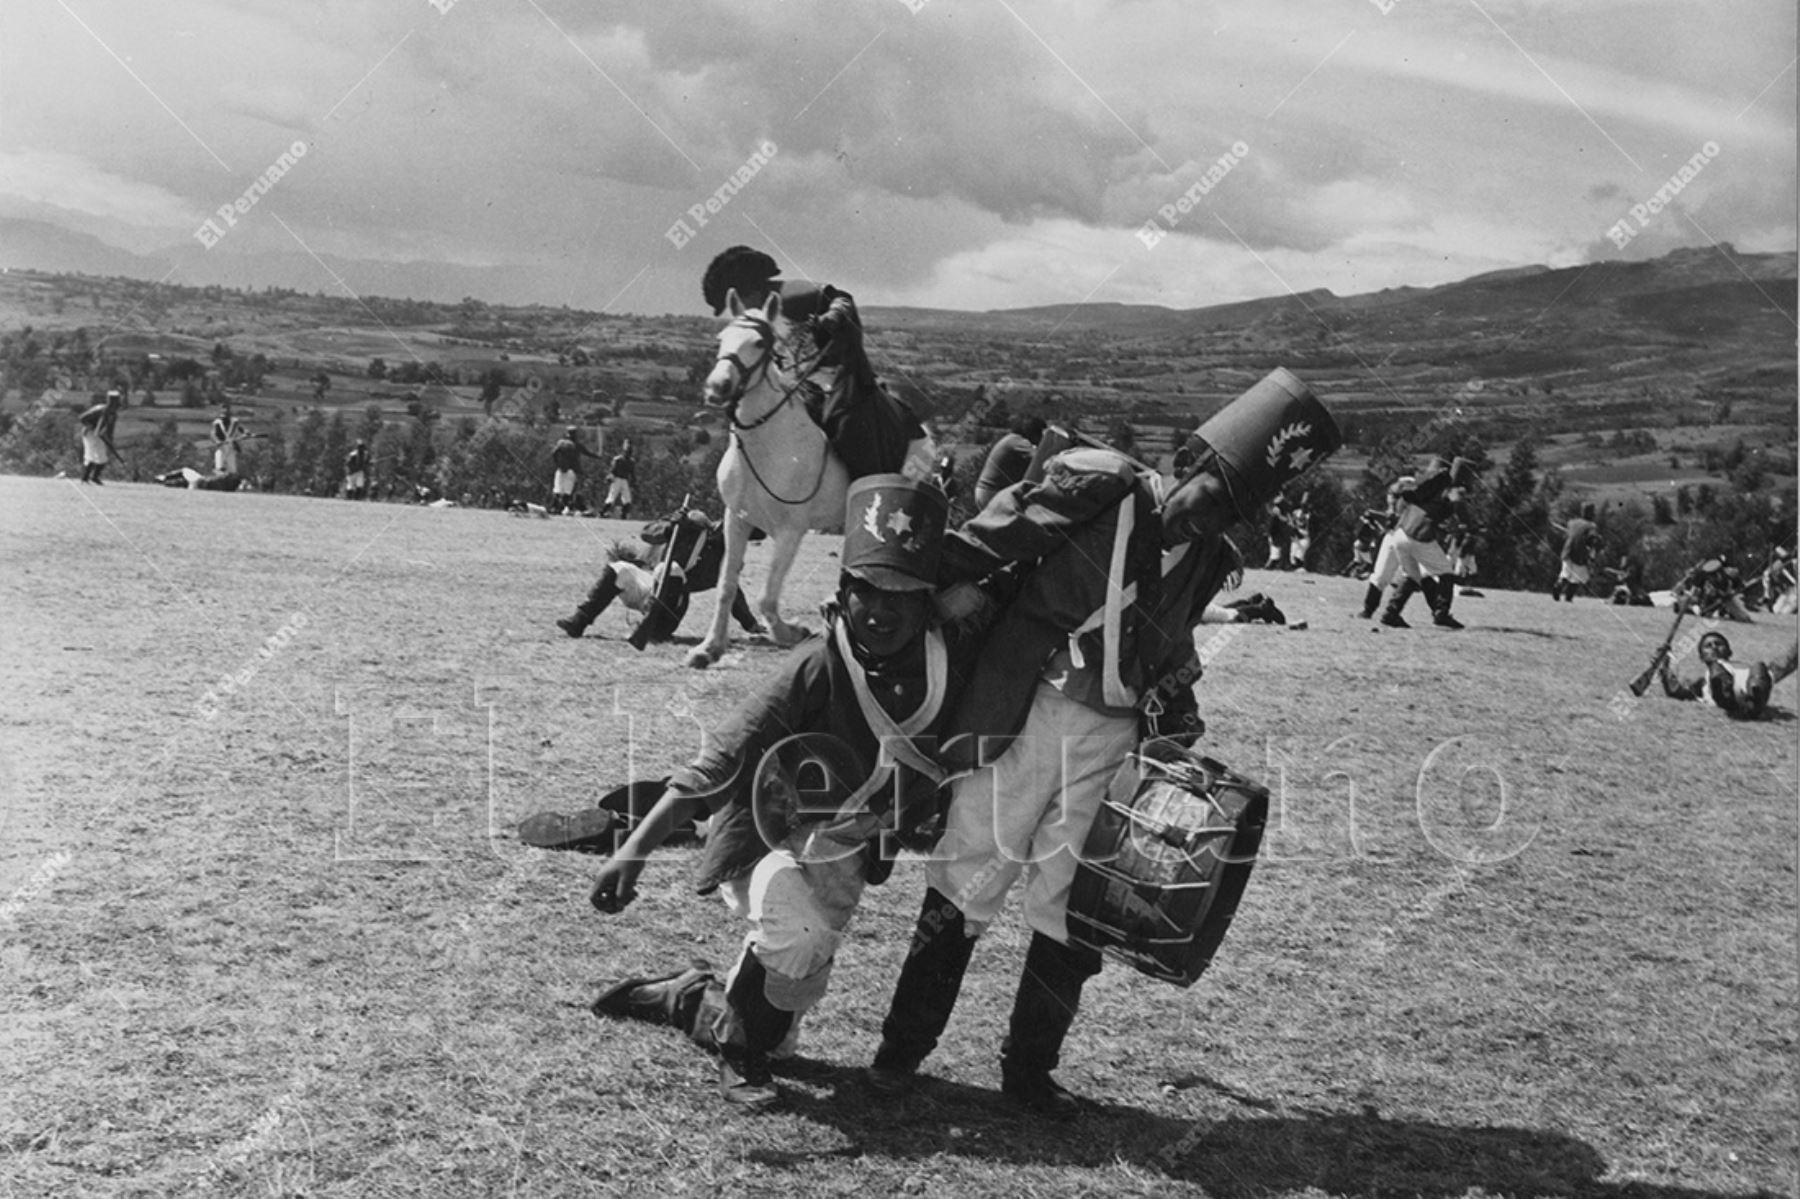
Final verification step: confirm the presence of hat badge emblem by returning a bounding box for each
[1266,420,1315,470]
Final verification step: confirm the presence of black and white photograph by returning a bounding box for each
[1,2,1795,1195]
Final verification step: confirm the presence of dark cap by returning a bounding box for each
[842,474,947,592]
[703,246,780,315]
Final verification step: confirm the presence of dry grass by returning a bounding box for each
[1,475,1795,1198]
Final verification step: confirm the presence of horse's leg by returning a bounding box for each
[687,507,750,669]
[760,525,814,647]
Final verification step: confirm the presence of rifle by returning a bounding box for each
[1628,608,1686,697]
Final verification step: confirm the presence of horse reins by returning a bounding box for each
[715,314,833,506]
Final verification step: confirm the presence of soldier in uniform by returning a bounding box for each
[1264,493,1295,569]
[1375,456,1478,629]
[1656,632,1797,718]
[702,245,927,481]
[585,477,985,1109]
[550,425,599,514]
[77,389,122,484]
[866,370,1342,1115]
[1551,502,1601,602]
[210,404,247,475]
[555,508,764,646]
[602,440,637,519]
[1354,475,1413,617]
[344,439,370,500]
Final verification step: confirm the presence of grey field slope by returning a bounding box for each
[1,476,1795,1198]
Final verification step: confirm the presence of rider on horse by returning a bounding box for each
[702,245,925,482]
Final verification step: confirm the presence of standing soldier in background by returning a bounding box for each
[344,439,370,500]
[1376,456,1478,630]
[1448,522,1483,597]
[603,439,637,519]
[1760,545,1795,615]
[77,388,123,484]
[1347,504,1388,581]
[550,425,599,515]
[1288,490,1313,571]
[1354,474,1413,618]
[1264,493,1295,570]
[211,403,247,476]
[975,416,1047,509]
[1551,502,1600,602]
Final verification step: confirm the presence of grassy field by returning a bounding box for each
[1,475,1795,1198]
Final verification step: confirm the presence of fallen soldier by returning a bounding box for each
[557,508,764,649]
[1656,632,1798,719]
[155,467,244,492]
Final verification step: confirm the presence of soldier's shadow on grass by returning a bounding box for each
[1471,625,1583,640]
[774,1071,1781,1199]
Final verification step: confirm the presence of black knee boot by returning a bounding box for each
[1380,578,1418,628]
[731,588,764,635]
[628,575,690,650]
[1357,583,1382,619]
[591,959,716,1031]
[869,889,978,1092]
[1000,932,1102,1118]
[1425,577,1463,629]
[557,569,621,638]
[719,953,793,1108]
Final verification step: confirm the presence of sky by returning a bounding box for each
[1,0,1794,315]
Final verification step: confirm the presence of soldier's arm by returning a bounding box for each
[1658,662,1703,701]
[937,455,1137,583]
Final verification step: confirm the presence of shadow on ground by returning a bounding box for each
[1470,625,1584,640]
[769,1067,1783,1199]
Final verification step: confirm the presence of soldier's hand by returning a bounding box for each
[590,858,645,914]
[934,580,994,630]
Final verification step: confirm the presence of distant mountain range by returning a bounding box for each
[1,214,1792,357]
[868,245,1796,339]
[0,217,561,312]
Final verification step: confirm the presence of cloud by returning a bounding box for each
[0,149,197,228]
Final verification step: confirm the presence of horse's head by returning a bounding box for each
[704,289,784,413]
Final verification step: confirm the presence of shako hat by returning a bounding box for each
[842,474,947,592]
[1193,368,1342,519]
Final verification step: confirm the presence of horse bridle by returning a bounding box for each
[713,314,809,431]
[712,312,832,506]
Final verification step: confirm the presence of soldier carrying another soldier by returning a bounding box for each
[866,369,1343,1116]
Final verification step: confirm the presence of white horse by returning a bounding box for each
[688,289,932,668]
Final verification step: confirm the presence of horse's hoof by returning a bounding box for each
[685,648,715,670]
[771,625,816,649]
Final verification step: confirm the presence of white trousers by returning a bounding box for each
[1388,529,1453,583]
[719,843,868,1014]
[927,682,1137,943]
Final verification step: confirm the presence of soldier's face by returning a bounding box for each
[1160,471,1239,547]
[843,578,931,657]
